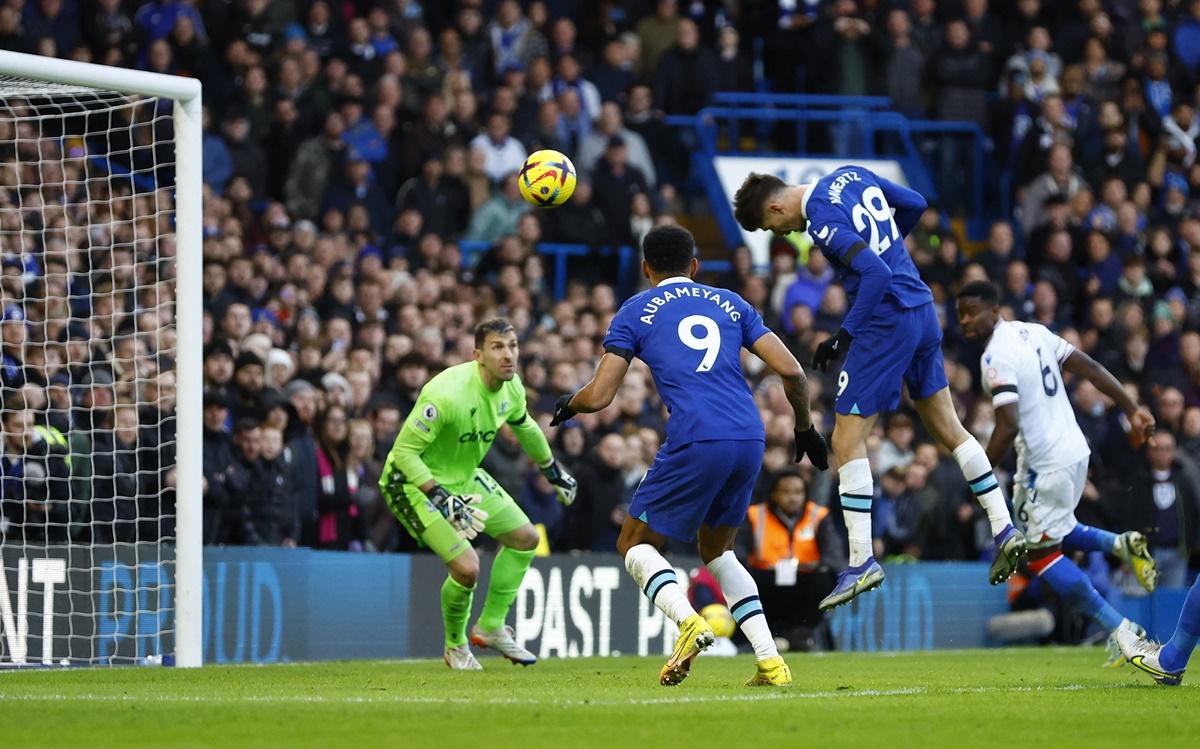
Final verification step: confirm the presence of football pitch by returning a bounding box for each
[1,648,1196,748]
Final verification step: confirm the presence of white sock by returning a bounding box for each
[707,551,778,661]
[952,438,1012,537]
[624,543,696,626]
[838,458,874,567]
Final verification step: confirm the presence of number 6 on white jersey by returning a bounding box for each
[677,314,720,372]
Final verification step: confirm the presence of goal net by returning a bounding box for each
[0,53,201,667]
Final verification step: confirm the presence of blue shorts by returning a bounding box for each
[835,302,948,417]
[628,439,764,543]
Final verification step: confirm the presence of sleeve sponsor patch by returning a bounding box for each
[414,421,430,433]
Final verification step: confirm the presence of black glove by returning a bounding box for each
[794,425,830,470]
[812,328,853,372]
[550,393,577,426]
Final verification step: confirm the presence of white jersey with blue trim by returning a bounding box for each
[980,320,1091,477]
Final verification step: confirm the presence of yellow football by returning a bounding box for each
[518,149,577,207]
[700,603,736,638]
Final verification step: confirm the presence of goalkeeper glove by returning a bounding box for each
[812,328,853,372]
[794,424,830,470]
[550,393,577,427]
[427,485,489,540]
[540,458,578,506]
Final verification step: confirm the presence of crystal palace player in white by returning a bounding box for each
[957,281,1158,663]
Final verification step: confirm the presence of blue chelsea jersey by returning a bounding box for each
[804,166,933,333]
[603,278,770,446]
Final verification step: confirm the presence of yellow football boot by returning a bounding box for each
[746,656,793,687]
[659,613,715,686]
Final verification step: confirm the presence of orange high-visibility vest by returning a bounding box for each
[746,502,828,570]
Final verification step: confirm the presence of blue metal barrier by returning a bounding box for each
[458,241,731,301]
[712,92,893,109]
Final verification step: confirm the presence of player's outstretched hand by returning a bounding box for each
[550,394,577,426]
[540,458,578,506]
[812,328,852,372]
[430,486,489,540]
[794,425,829,470]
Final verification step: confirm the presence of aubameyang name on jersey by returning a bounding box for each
[826,170,862,205]
[639,286,742,325]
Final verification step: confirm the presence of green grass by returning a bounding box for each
[1,648,1197,748]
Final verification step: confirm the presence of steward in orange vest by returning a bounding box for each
[747,499,829,570]
[738,470,840,651]
[745,471,836,571]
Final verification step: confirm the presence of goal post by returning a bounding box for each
[0,50,202,667]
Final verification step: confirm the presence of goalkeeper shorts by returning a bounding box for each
[385,467,530,562]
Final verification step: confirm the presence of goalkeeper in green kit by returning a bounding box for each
[380,319,577,670]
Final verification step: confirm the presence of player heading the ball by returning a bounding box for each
[553,224,829,687]
[733,167,1026,611]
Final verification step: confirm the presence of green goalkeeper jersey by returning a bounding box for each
[385,360,552,489]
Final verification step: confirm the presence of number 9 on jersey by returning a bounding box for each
[677,314,720,372]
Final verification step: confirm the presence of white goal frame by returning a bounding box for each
[0,50,202,667]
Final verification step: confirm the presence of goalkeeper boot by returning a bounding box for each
[818,557,885,612]
[1104,618,1146,668]
[659,613,715,686]
[988,525,1029,585]
[1114,531,1158,593]
[444,644,483,671]
[1118,628,1185,686]
[469,624,537,666]
[746,656,793,687]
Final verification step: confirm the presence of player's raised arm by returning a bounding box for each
[751,332,829,470]
[1062,348,1156,444]
[550,351,630,424]
[508,389,578,506]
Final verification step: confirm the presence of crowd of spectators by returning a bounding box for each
[0,1,1199,601]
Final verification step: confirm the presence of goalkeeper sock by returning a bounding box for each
[838,458,874,567]
[1160,574,1200,672]
[441,575,475,648]
[478,545,537,632]
[624,543,696,626]
[952,438,1013,537]
[707,551,778,661]
[1031,551,1124,631]
[1062,523,1118,554]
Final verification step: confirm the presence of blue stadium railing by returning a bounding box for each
[459,241,731,302]
[666,93,1000,249]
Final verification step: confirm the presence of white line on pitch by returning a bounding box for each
[0,682,1167,707]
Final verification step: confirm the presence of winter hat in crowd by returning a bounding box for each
[284,378,317,400]
[265,348,295,387]
[234,350,264,372]
[321,372,353,403]
[239,333,273,362]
